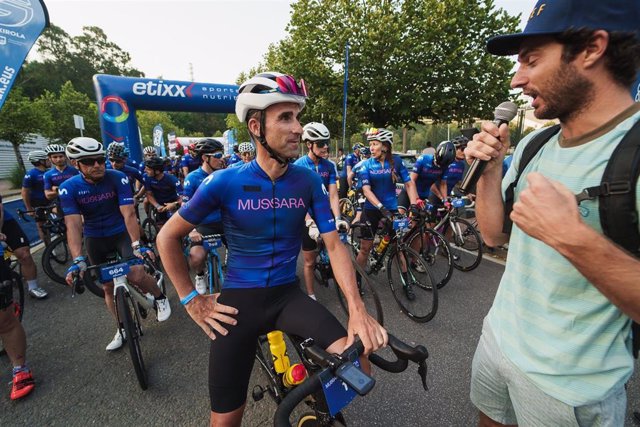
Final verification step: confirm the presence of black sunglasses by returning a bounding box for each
[78,157,106,166]
[314,140,329,148]
[109,158,124,163]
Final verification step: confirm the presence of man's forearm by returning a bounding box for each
[65,217,84,259]
[475,169,509,247]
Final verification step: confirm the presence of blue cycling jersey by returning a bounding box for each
[126,158,138,169]
[351,159,368,190]
[144,173,182,204]
[230,160,247,168]
[412,154,445,198]
[180,153,202,173]
[359,155,411,210]
[227,153,242,166]
[293,155,337,188]
[442,159,466,195]
[340,152,360,178]
[182,167,221,224]
[107,164,144,191]
[22,168,47,201]
[43,165,79,191]
[179,160,335,289]
[58,170,134,238]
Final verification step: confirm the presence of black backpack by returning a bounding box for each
[503,120,640,356]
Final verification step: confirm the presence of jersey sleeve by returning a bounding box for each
[174,176,183,196]
[43,171,53,190]
[395,155,411,183]
[412,156,424,174]
[360,162,371,187]
[182,175,195,201]
[143,175,153,192]
[178,172,222,225]
[328,160,337,185]
[22,171,32,189]
[307,172,335,233]
[58,182,80,215]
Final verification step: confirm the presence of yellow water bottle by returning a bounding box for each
[283,363,307,388]
[267,330,290,374]
[375,234,391,254]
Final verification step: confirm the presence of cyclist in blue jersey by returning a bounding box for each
[294,122,347,300]
[442,137,468,196]
[182,138,227,295]
[106,142,145,197]
[347,146,371,224]
[180,143,202,177]
[356,128,420,299]
[43,144,79,202]
[21,150,50,246]
[339,143,363,198]
[230,142,256,167]
[157,72,386,425]
[143,157,182,229]
[59,137,171,351]
[0,194,37,399]
[226,144,242,167]
[424,141,456,209]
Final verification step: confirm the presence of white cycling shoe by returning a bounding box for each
[106,329,125,351]
[195,274,207,295]
[155,297,171,322]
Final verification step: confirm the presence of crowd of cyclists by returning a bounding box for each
[0,72,481,422]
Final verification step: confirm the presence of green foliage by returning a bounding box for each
[17,24,143,99]
[8,164,25,189]
[0,88,53,172]
[169,112,228,136]
[136,111,184,146]
[225,113,250,143]
[254,0,520,129]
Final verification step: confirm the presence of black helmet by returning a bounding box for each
[144,156,166,171]
[451,136,469,150]
[435,141,456,168]
[194,138,224,156]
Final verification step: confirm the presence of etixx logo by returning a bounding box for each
[0,0,34,28]
[132,81,195,98]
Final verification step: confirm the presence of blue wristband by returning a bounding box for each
[180,290,199,306]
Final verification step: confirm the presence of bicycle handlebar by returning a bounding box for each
[16,204,57,222]
[273,333,428,427]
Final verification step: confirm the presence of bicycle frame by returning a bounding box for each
[202,234,225,294]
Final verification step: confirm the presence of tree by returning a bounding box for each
[169,112,228,136]
[0,89,52,173]
[136,111,184,147]
[17,24,144,100]
[37,81,101,143]
[260,0,520,130]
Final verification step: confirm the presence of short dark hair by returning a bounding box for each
[556,29,640,88]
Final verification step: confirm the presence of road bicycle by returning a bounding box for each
[338,189,361,223]
[16,205,72,286]
[402,208,454,289]
[257,331,428,427]
[79,254,164,390]
[141,204,160,244]
[313,230,383,325]
[185,234,225,295]
[350,214,437,323]
[0,244,25,357]
[432,197,483,272]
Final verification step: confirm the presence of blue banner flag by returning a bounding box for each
[633,73,640,103]
[152,123,165,157]
[0,0,49,110]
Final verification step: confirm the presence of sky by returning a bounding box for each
[37,0,532,85]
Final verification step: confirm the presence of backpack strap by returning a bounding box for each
[502,125,561,234]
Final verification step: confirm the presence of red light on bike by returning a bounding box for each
[291,363,307,382]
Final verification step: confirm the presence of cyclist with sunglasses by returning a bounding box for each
[294,122,347,300]
[339,143,363,199]
[143,157,183,229]
[180,143,202,177]
[226,144,242,166]
[43,144,78,201]
[157,72,386,426]
[58,137,171,351]
[106,142,145,196]
[441,137,468,196]
[182,138,227,295]
[230,142,256,166]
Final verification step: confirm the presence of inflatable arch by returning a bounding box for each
[93,74,238,162]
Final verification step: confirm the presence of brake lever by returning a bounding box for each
[417,361,428,391]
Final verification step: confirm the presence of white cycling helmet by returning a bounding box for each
[143,146,156,155]
[302,122,330,143]
[235,72,307,123]
[27,150,48,164]
[238,142,256,154]
[367,128,394,145]
[45,144,66,155]
[65,137,105,159]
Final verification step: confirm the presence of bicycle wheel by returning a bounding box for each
[386,246,438,323]
[115,287,148,390]
[41,235,72,286]
[336,258,384,326]
[84,269,106,298]
[406,227,453,289]
[142,218,159,244]
[447,217,483,272]
[297,412,347,427]
[210,255,222,294]
[339,198,355,223]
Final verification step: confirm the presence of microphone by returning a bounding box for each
[458,101,518,194]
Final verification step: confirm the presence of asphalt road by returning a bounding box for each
[2,250,640,426]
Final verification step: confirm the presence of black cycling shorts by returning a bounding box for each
[84,231,134,270]
[301,224,317,251]
[208,282,346,413]
[338,175,348,199]
[2,219,29,250]
[359,208,396,240]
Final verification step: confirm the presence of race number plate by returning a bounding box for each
[393,218,410,231]
[204,237,223,249]
[99,262,130,282]
[320,351,363,416]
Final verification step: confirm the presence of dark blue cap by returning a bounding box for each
[487,0,640,56]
